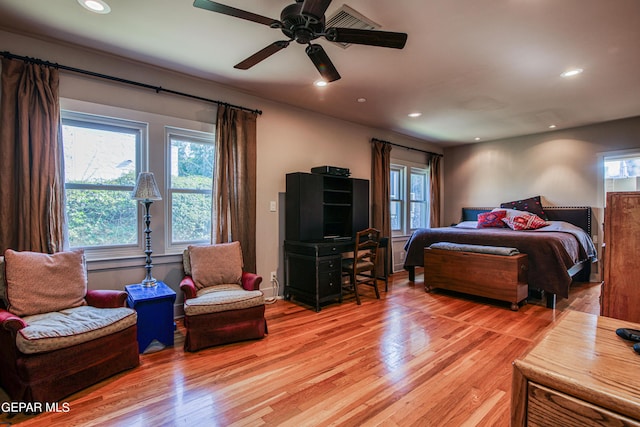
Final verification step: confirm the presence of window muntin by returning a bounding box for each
[167,127,214,247]
[62,111,146,255]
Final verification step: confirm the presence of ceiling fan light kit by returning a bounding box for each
[193,0,408,82]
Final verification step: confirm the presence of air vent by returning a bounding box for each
[325,5,380,49]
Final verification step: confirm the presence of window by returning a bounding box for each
[409,168,428,229]
[167,127,215,248]
[62,111,146,257]
[390,166,403,232]
[604,154,640,198]
[391,162,429,235]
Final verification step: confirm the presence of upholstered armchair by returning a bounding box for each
[0,249,139,403]
[180,242,267,352]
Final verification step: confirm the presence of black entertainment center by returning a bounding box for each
[284,171,370,311]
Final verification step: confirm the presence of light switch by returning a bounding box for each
[269,201,277,212]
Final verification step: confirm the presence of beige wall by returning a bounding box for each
[0,30,442,310]
[6,28,637,305]
[443,116,640,278]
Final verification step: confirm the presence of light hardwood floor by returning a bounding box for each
[1,270,601,426]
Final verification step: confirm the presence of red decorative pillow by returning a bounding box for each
[477,210,507,228]
[500,195,548,220]
[502,214,548,231]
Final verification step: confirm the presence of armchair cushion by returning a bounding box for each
[4,249,88,317]
[15,306,137,354]
[188,242,243,290]
[184,284,264,316]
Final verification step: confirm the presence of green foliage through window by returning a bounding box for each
[66,188,137,247]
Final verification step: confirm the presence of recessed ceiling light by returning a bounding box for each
[314,80,328,87]
[561,68,583,78]
[357,97,367,103]
[77,0,111,13]
[548,124,557,129]
[408,112,422,118]
[474,137,481,141]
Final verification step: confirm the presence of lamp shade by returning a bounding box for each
[132,172,162,201]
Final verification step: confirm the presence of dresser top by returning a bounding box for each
[514,310,640,419]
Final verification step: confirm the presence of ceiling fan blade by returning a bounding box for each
[193,0,280,27]
[234,41,290,70]
[301,0,332,22]
[325,28,408,49]
[305,44,341,82]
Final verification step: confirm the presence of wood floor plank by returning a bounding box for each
[0,272,601,426]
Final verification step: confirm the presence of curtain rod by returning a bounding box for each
[372,138,443,157]
[1,51,262,116]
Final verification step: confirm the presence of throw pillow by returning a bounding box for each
[4,249,88,317]
[500,195,548,219]
[477,210,507,228]
[502,214,548,231]
[188,242,244,290]
[491,208,532,218]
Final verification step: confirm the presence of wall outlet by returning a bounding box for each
[270,271,277,282]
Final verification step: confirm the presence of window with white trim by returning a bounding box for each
[167,127,215,249]
[62,111,146,257]
[604,153,640,203]
[390,165,403,232]
[391,161,429,236]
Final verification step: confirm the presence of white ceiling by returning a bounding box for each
[1,0,639,146]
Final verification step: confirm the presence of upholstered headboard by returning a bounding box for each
[461,206,592,235]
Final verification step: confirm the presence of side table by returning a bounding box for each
[125,281,176,353]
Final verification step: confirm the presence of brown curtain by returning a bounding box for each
[428,154,441,228]
[0,58,64,254]
[371,140,392,274]
[213,105,258,272]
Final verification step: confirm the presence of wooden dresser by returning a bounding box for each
[511,311,640,426]
[601,191,640,322]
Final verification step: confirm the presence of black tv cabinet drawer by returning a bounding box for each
[284,241,350,311]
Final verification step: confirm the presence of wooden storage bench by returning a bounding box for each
[424,247,528,311]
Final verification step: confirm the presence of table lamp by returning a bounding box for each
[132,172,162,287]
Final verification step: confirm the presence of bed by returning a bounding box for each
[403,206,598,308]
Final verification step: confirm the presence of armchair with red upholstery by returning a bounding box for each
[0,249,139,403]
[180,242,267,352]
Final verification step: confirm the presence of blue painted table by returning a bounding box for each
[125,281,176,353]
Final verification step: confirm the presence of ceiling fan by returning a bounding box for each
[193,0,408,82]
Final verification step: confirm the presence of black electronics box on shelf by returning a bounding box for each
[310,165,350,177]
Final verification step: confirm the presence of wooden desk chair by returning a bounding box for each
[342,228,381,305]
